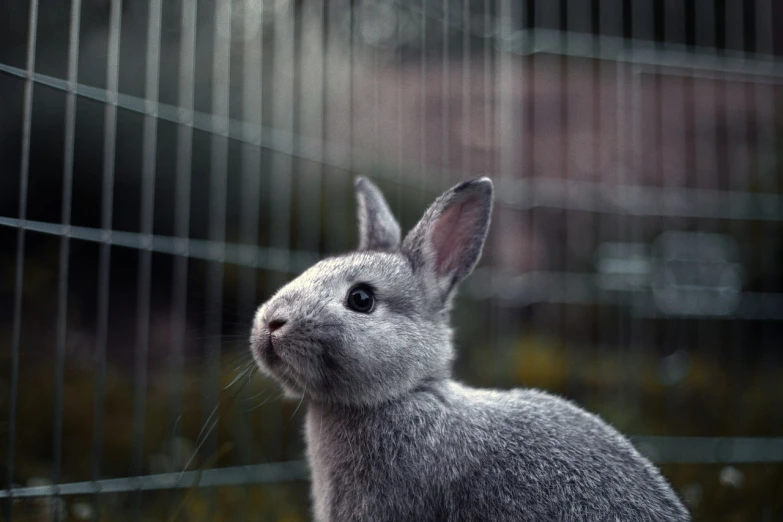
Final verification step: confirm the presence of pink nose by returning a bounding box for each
[268,318,287,333]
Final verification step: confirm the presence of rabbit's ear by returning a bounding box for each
[402,178,493,305]
[355,177,401,251]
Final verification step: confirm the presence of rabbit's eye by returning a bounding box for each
[346,284,375,313]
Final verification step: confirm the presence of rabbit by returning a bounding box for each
[249,176,690,522]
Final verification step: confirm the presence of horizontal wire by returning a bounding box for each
[0,435,781,499]
[0,216,318,273]
[0,61,369,184]
[1,215,781,319]
[390,1,783,75]
[631,436,783,465]
[500,178,783,221]
[0,461,309,499]
[501,29,783,79]
[2,61,782,222]
[468,270,783,320]
[1,62,781,222]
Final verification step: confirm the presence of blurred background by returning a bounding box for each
[1,0,783,520]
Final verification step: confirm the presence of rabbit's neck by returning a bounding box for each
[305,379,454,522]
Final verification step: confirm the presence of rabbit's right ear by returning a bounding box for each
[355,177,402,251]
[402,178,493,306]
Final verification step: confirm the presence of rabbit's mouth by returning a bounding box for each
[252,334,308,391]
[254,334,286,370]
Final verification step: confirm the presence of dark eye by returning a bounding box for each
[347,284,375,313]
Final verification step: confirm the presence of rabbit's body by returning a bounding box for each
[250,177,689,521]
[306,382,687,522]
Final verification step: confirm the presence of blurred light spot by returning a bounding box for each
[652,232,742,317]
[594,242,651,291]
[719,465,745,489]
[682,483,703,509]
[659,350,690,386]
[358,3,398,47]
[71,502,94,520]
[595,242,651,274]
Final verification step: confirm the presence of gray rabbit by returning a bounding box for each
[250,177,690,521]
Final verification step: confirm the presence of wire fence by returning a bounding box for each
[1,0,782,520]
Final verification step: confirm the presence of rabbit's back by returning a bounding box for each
[306,381,689,522]
[443,384,688,521]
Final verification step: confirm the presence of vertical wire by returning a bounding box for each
[482,0,490,181]
[319,1,328,255]
[520,0,534,383]
[565,0,592,399]
[533,0,560,373]
[634,0,653,418]
[91,0,122,519]
[459,0,471,366]
[692,0,717,420]
[461,0,471,177]
[562,0,573,396]
[269,1,294,285]
[132,0,163,517]
[419,0,427,204]
[626,0,648,416]
[322,1,337,261]
[373,0,380,184]
[236,0,264,512]
[297,1,323,255]
[268,4,295,474]
[6,0,39,520]
[753,0,779,477]
[597,0,622,380]
[168,1,197,516]
[495,0,519,372]
[588,0,602,383]
[613,4,629,407]
[441,0,449,186]
[628,1,652,411]
[395,0,404,209]
[724,0,749,438]
[726,0,760,435]
[52,0,81,517]
[205,0,232,514]
[662,0,687,433]
[323,0,351,256]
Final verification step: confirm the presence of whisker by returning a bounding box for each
[290,386,306,420]
[193,401,221,451]
[244,390,286,412]
[180,364,255,477]
[178,417,219,479]
[224,363,255,390]
[245,388,272,401]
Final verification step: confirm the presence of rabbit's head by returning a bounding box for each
[250,177,493,406]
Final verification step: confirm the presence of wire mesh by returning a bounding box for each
[1,0,782,520]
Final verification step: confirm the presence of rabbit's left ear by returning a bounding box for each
[402,178,493,306]
[355,177,402,251]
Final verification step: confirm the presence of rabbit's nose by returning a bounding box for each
[268,318,287,333]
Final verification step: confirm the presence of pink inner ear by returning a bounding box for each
[431,197,483,277]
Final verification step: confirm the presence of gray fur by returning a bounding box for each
[250,177,690,521]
